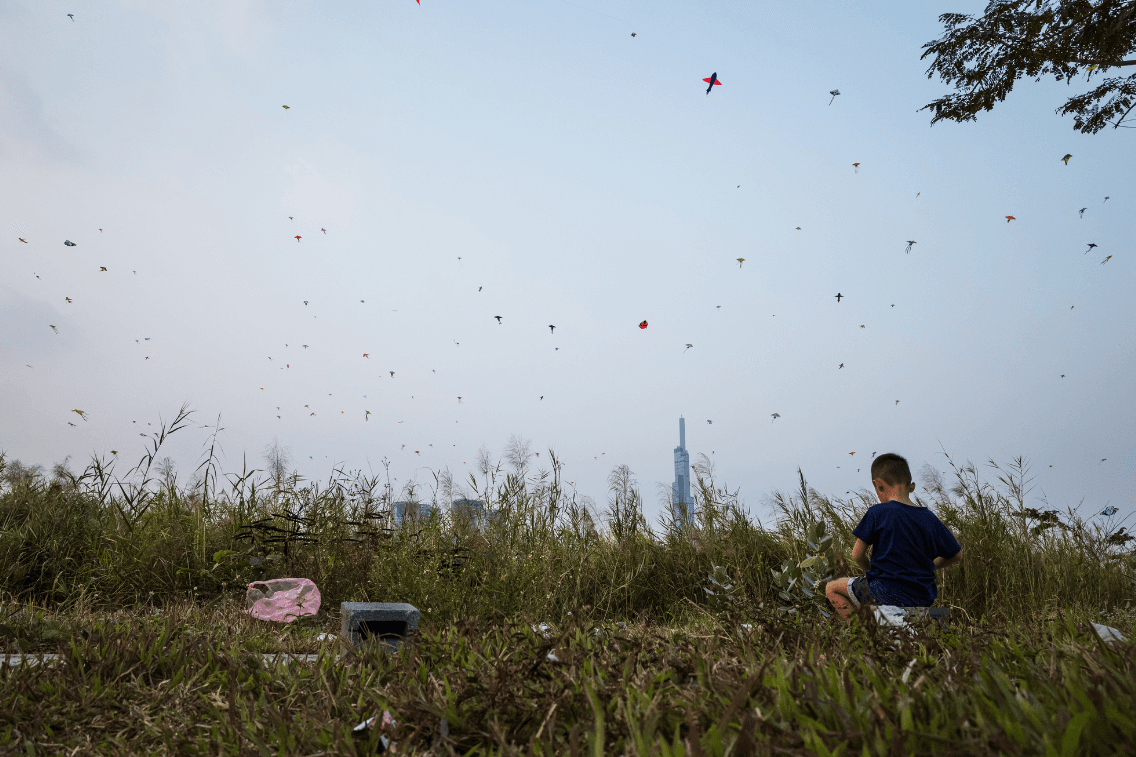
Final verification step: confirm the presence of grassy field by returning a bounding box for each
[1,422,1134,754]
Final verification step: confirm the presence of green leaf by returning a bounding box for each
[1060,711,1091,757]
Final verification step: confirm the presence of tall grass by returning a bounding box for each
[1,413,1132,626]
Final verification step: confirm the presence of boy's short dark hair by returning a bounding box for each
[871,453,912,486]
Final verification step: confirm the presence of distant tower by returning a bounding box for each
[672,416,693,527]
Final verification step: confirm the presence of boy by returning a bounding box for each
[825,453,963,618]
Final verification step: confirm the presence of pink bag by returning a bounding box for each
[244,578,322,622]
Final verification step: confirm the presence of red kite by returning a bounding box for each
[702,72,721,94]
[852,162,860,173]
[294,235,302,241]
[639,320,648,329]
[1005,216,1016,223]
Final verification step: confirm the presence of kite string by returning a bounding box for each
[556,0,633,27]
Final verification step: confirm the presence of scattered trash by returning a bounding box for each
[244,578,321,622]
[316,632,336,642]
[532,623,552,639]
[1092,622,1128,645]
[352,709,395,752]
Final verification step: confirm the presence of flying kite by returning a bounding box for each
[304,301,308,305]
[1101,255,1112,265]
[702,72,721,94]
[549,325,555,333]
[457,397,462,404]
[639,320,648,329]
[49,325,58,334]
[1085,243,1097,254]
[68,422,76,427]
[684,344,693,353]
[770,413,780,423]
[18,238,26,243]
[796,226,801,230]
[852,163,860,173]
[321,228,326,234]
[1104,196,1109,203]
[849,452,855,456]
[838,363,844,369]
[916,193,920,198]
[835,293,843,302]
[904,241,916,254]
[67,14,74,21]
[631,32,637,37]
[1102,506,1118,517]
[65,297,71,303]
[64,240,76,246]
[390,371,395,377]
[365,411,371,421]
[100,266,107,271]
[736,258,745,268]
[71,409,88,421]
[494,315,502,324]
[363,353,369,358]
[283,105,290,110]
[1061,154,1072,165]
[294,235,301,242]
[707,420,712,424]
[1005,216,1016,223]
[1079,207,1087,218]
[828,89,840,105]
[895,400,900,405]
[1100,459,1107,464]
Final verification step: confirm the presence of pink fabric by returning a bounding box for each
[244,578,321,622]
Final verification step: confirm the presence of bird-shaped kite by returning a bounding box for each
[303,301,308,305]
[684,344,693,352]
[65,297,71,303]
[283,105,290,110]
[707,420,712,424]
[770,413,780,423]
[549,325,555,333]
[1100,459,1107,464]
[639,320,648,329]
[1103,196,1109,203]
[49,325,58,334]
[321,228,326,234]
[630,32,637,37]
[1005,216,1016,223]
[18,238,26,243]
[389,371,395,377]
[702,72,721,94]
[860,325,865,329]
[457,397,462,404]
[1102,506,1118,517]
[828,89,840,105]
[71,409,88,421]
[294,235,301,242]
[1079,207,1087,218]
[838,363,844,369]
[796,226,801,230]
[365,410,371,421]
[895,400,900,405]
[68,422,76,427]
[1085,243,1098,254]
[834,293,843,302]
[302,344,308,349]
[64,240,76,246]
[852,163,860,173]
[1061,154,1072,165]
[916,192,920,198]
[494,315,503,324]
[67,14,74,21]
[904,241,916,254]
[736,258,745,268]
[363,353,369,358]
[1101,255,1112,265]
[100,266,107,271]
[849,451,855,456]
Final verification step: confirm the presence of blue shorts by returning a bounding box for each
[848,577,873,608]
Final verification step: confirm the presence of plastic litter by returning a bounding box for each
[1092,622,1128,644]
[244,578,321,622]
[353,709,395,753]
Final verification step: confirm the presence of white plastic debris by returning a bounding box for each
[353,709,395,752]
[316,633,336,642]
[1092,622,1128,644]
[546,651,560,662]
[532,623,552,639]
[873,605,912,630]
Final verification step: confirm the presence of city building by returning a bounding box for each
[672,416,694,528]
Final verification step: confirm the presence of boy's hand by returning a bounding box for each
[851,538,871,573]
[934,549,963,571]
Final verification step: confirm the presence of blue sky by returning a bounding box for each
[2,0,1133,525]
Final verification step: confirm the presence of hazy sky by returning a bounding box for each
[2,0,1133,526]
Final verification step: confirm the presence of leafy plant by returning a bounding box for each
[770,521,835,616]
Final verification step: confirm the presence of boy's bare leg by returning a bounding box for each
[825,577,855,620]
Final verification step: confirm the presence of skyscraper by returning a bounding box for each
[672,416,693,527]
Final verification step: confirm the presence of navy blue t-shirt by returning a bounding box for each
[852,500,961,607]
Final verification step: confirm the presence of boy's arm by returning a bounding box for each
[933,548,963,571]
[850,538,870,573]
